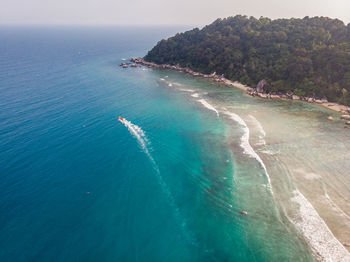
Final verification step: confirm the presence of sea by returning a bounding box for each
[1,26,350,262]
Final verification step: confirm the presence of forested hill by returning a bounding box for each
[145,15,350,105]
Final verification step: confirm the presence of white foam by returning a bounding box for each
[168,83,173,87]
[224,111,272,191]
[178,88,195,92]
[325,192,350,221]
[260,149,276,155]
[191,93,200,98]
[160,78,165,81]
[119,117,196,245]
[291,190,350,261]
[198,99,219,116]
[294,168,321,180]
[119,118,153,163]
[121,58,126,61]
[248,115,266,146]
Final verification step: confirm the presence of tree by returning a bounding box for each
[145,15,350,105]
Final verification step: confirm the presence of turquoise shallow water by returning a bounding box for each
[0,26,316,261]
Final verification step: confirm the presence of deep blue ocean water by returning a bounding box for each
[0,26,315,261]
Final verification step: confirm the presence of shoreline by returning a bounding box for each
[290,189,350,262]
[131,57,350,116]
[130,58,350,260]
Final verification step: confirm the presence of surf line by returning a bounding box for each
[197,99,219,117]
[291,189,350,261]
[223,111,273,193]
[248,114,266,147]
[118,116,196,245]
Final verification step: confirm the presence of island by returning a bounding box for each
[141,15,350,107]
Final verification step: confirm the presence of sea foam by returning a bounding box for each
[119,117,196,245]
[198,99,219,116]
[248,115,266,146]
[178,88,195,92]
[224,111,272,191]
[291,190,350,261]
[119,117,155,166]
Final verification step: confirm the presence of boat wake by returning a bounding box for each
[118,117,196,245]
[119,117,156,168]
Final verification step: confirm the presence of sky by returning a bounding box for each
[1,0,349,26]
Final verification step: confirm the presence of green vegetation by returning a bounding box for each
[145,15,350,105]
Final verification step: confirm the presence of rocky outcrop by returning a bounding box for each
[341,115,350,120]
[130,57,349,114]
[270,94,280,99]
[130,57,252,91]
[256,79,267,93]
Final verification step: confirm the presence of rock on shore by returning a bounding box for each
[341,115,350,120]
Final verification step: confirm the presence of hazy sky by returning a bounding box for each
[1,0,349,25]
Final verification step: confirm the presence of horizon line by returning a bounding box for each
[0,15,349,27]
[0,23,203,27]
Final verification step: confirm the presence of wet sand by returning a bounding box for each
[246,105,350,261]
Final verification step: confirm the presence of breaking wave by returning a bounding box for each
[248,115,266,146]
[178,88,195,92]
[291,190,350,261]
[224,111,272,191]
[198,99,219,116]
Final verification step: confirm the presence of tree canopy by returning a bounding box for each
[145,15,350,105]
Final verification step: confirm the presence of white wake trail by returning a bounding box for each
[119,117,196,245]
[119,118,157,168]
